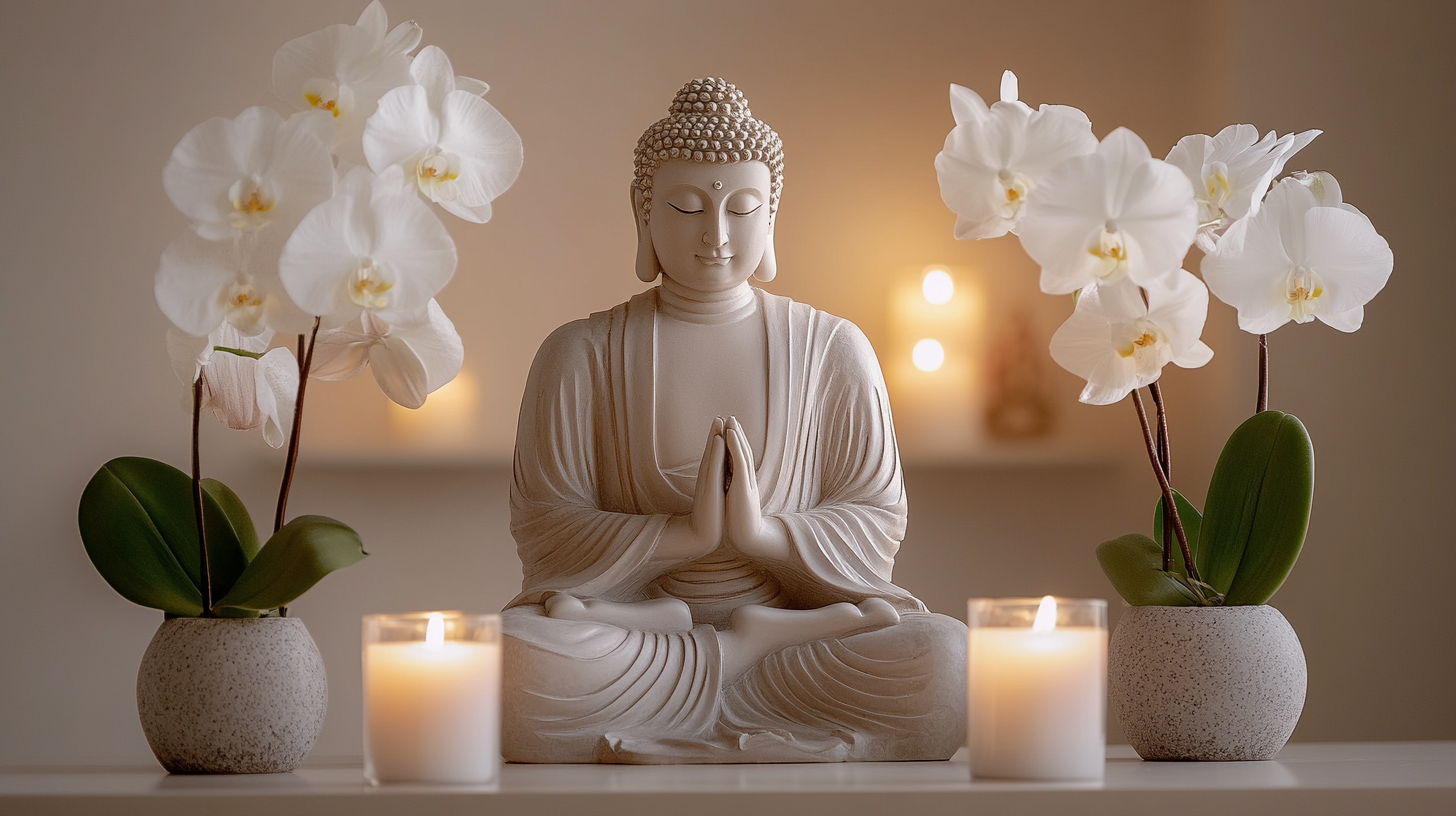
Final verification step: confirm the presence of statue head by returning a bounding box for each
[632,78,784,284]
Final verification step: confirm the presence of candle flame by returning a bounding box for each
[1032,595,1057,633]
[425,612,445,650]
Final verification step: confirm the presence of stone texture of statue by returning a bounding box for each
[501,78,967,764]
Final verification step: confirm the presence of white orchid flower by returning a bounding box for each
[1018,127,1198,296]
[272,0,422,162]
[278,166,456,329]
[166,325,299,448]
[934,71,1098,241]
[162,106,335,242]
[1200,175,1393,333]
[1165,124,1320,252]
[363,45,523,223]
[156,230,314,337]
[1049,272,1214,406]
[310,299,464,409]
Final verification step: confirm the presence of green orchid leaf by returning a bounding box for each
[78,457,251,617]
[1198,411,1314,604]
[79,459,202,615]
[1096,533,1199,607]
[1223,414,1314,605]
[199,478,261,618]
[1153,489,1203,582]
[214,515,366,611]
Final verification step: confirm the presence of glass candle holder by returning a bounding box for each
[363,612,501,785]
[967,596,1107,781]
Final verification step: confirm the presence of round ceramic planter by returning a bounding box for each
[1109,605,1306,761]
[136,616,328,774]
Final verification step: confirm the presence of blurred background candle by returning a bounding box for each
[363,612,501,785]
[967,596,1107,780]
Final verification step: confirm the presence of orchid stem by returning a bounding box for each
[1131,388,1202,587]
[274,318,321,537]
[211,345,265,360]
[1148,382,1173,572]
[192,374,215,617]
[1257,333,1269,413]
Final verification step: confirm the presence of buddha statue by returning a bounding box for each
[501,78,967,764]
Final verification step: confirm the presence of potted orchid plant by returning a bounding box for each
[76,2,523,774]
[936,71,1392,760]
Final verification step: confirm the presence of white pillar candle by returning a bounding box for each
[363,612,501,785]
[967,597,1107,780]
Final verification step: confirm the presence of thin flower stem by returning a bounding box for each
[1131,389,1202,586]
[1257,333,1269,413]
[274,318,321,535]
[211,345,266,360]
[192,375,215,617]
[1148,382,1173,572]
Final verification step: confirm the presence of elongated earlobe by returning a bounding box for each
[632,184,660,282]
[752,228,777,283]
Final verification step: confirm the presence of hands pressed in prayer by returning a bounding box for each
[722,416,793,565]
[654,415,792,568]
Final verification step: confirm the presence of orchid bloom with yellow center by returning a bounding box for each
[935,70,1097,241]
[279,165,455,329]
[163,106,334,243]
[1201,174,1392,334]
[1165,124,1320,253]
[1018,128,1198,296]
[1049,272,1213,406]
[364,46,522,224]
[272,1,422,162]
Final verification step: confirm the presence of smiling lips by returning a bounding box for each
[696,254,732,265]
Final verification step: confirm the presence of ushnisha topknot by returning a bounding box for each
[633,78,784,225]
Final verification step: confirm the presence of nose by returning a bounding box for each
[703,209,727,247]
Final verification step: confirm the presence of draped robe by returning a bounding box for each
[503,287,966,763]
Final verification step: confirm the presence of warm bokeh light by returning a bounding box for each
[912,338,946,372]
[922,267,955,305]
[388,368,479,447]
[425,613,445,650]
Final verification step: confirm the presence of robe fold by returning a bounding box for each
[503,287,966,763]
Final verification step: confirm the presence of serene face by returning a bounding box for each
[647,160,771,293]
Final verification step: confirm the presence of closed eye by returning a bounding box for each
[728,204,763,216]
[668,202,703,215]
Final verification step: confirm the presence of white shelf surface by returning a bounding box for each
[4,742,1454,816]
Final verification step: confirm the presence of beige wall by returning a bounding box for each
[0,0,1450,764]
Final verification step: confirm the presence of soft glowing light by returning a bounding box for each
[912,339,945,372]
[425,612,445,650]
[1032,595,1057,633]
[922,268,955,305]
[1000,70,1019,103]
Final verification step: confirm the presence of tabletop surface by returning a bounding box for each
[4,742,1454,816]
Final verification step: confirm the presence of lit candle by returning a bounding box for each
[967,596,1107,780]
[363,612,501,784]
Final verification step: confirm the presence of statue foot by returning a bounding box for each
[719,600,900,681]
[543,593,694,632]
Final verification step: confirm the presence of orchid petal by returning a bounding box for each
[368,333,430,408]
[363,85,438,170]
[254,347,299,448]
[156,232,238,337]
[410,45,457,112]
[455,76,490,97]
[438,91,524,210]
[309,320,375,381]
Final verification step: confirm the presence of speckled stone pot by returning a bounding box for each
[1109,605,1306,761]
[136,617,327,774]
